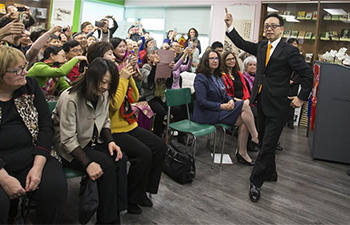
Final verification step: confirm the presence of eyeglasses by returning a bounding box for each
[226,57,236,62]
[263,24,281,30]
[6,62,28,76]
[70,49,83,53]
[209,57,219,61]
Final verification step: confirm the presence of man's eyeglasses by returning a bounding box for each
[209,57,219,61]
[263,24,281,30]
[6,62,28,76]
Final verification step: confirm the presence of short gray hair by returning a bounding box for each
[243,55,257,71]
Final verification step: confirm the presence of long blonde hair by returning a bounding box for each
[0,46,26,82]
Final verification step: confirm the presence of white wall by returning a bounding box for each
[125,0,262,44]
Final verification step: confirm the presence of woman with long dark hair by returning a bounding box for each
[52,57,127,224]
[193,50,259,165]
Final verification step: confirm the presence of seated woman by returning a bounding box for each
[169,46,193,89]
[52,57,128,224]
[221,51,250,101]
[0,46,67,224]
[87,41,167,215]
[193,50,259,165]
[242,55,257,94]
[27,46,86,99]
[141,46,186,141]
[110,37,141,81]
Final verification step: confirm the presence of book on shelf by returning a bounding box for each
[311,33,316,40]
[290,30,299,38]
[283,30,291,38]
[305,32,312,40]
[320,32,330,40]
[305,53,313,63]
[323,14,331,20]
[331,15,339,21]
[339,14,348,21]
[340,29,350,41]
[298,31,306,39]
[296,11,306,19]
[329,31,339,41]
[312,11,318,20]
[305,12,313,20]
[283,11,291,15]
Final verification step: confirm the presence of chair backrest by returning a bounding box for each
[48,101,57,114]
[165,88,192,107]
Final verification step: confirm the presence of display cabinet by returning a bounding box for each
[260,1,350,63]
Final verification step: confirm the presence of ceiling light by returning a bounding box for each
[324,8,347,15]
[267,7,278,13]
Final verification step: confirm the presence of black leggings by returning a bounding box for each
[0,157,67,224]
[113,126,167,204]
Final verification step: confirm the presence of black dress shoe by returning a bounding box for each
[127,203,142,214]
[236,152,254,166]
[276,143,283,151]
[249,183,260,203]
[139,194,153,207]
[287,121,294,129]
[265,173,278,182]
[347,170,350,177]
[248,140,260,152]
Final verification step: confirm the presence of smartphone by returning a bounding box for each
[188,41,193,50]
[18,13,24,23]
[79,60,88,73]
[128,54,132,63]
[95,21,105,28]
[17,6,26,12]
[133,46,139,56]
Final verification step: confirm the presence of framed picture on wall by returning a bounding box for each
[36,8,47,19]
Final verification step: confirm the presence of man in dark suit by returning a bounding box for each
[224,11,313,202]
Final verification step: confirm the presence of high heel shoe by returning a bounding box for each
[249,140,260,152]
[236,152,254,166]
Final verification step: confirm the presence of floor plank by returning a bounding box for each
[58,126,350,224]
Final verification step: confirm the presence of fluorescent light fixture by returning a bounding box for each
[324,8,347,15]
[267,7,278,13]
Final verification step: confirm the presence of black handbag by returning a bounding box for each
[163,142,196,184]
[79,176,99,225]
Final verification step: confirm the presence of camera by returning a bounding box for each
[62,27,67,32]
[95,21,105,28]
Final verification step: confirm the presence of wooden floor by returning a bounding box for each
[60,126,350,225]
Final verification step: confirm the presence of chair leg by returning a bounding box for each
[192,136,197,158]
[220,128,226,166]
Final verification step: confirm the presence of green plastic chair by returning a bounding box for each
[165,88,217,167]
[215,124,238,166]
[47,101,84,179]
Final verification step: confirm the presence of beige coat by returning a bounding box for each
[52,89,111,162]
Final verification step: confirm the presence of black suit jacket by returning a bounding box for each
[226,28,313,117]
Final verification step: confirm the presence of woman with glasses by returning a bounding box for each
[193,50,259,165]
[221,51,250,101]
[27,46,86,100]
[0,46,67,224]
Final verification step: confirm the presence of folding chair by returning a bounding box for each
[165,88,217,168]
